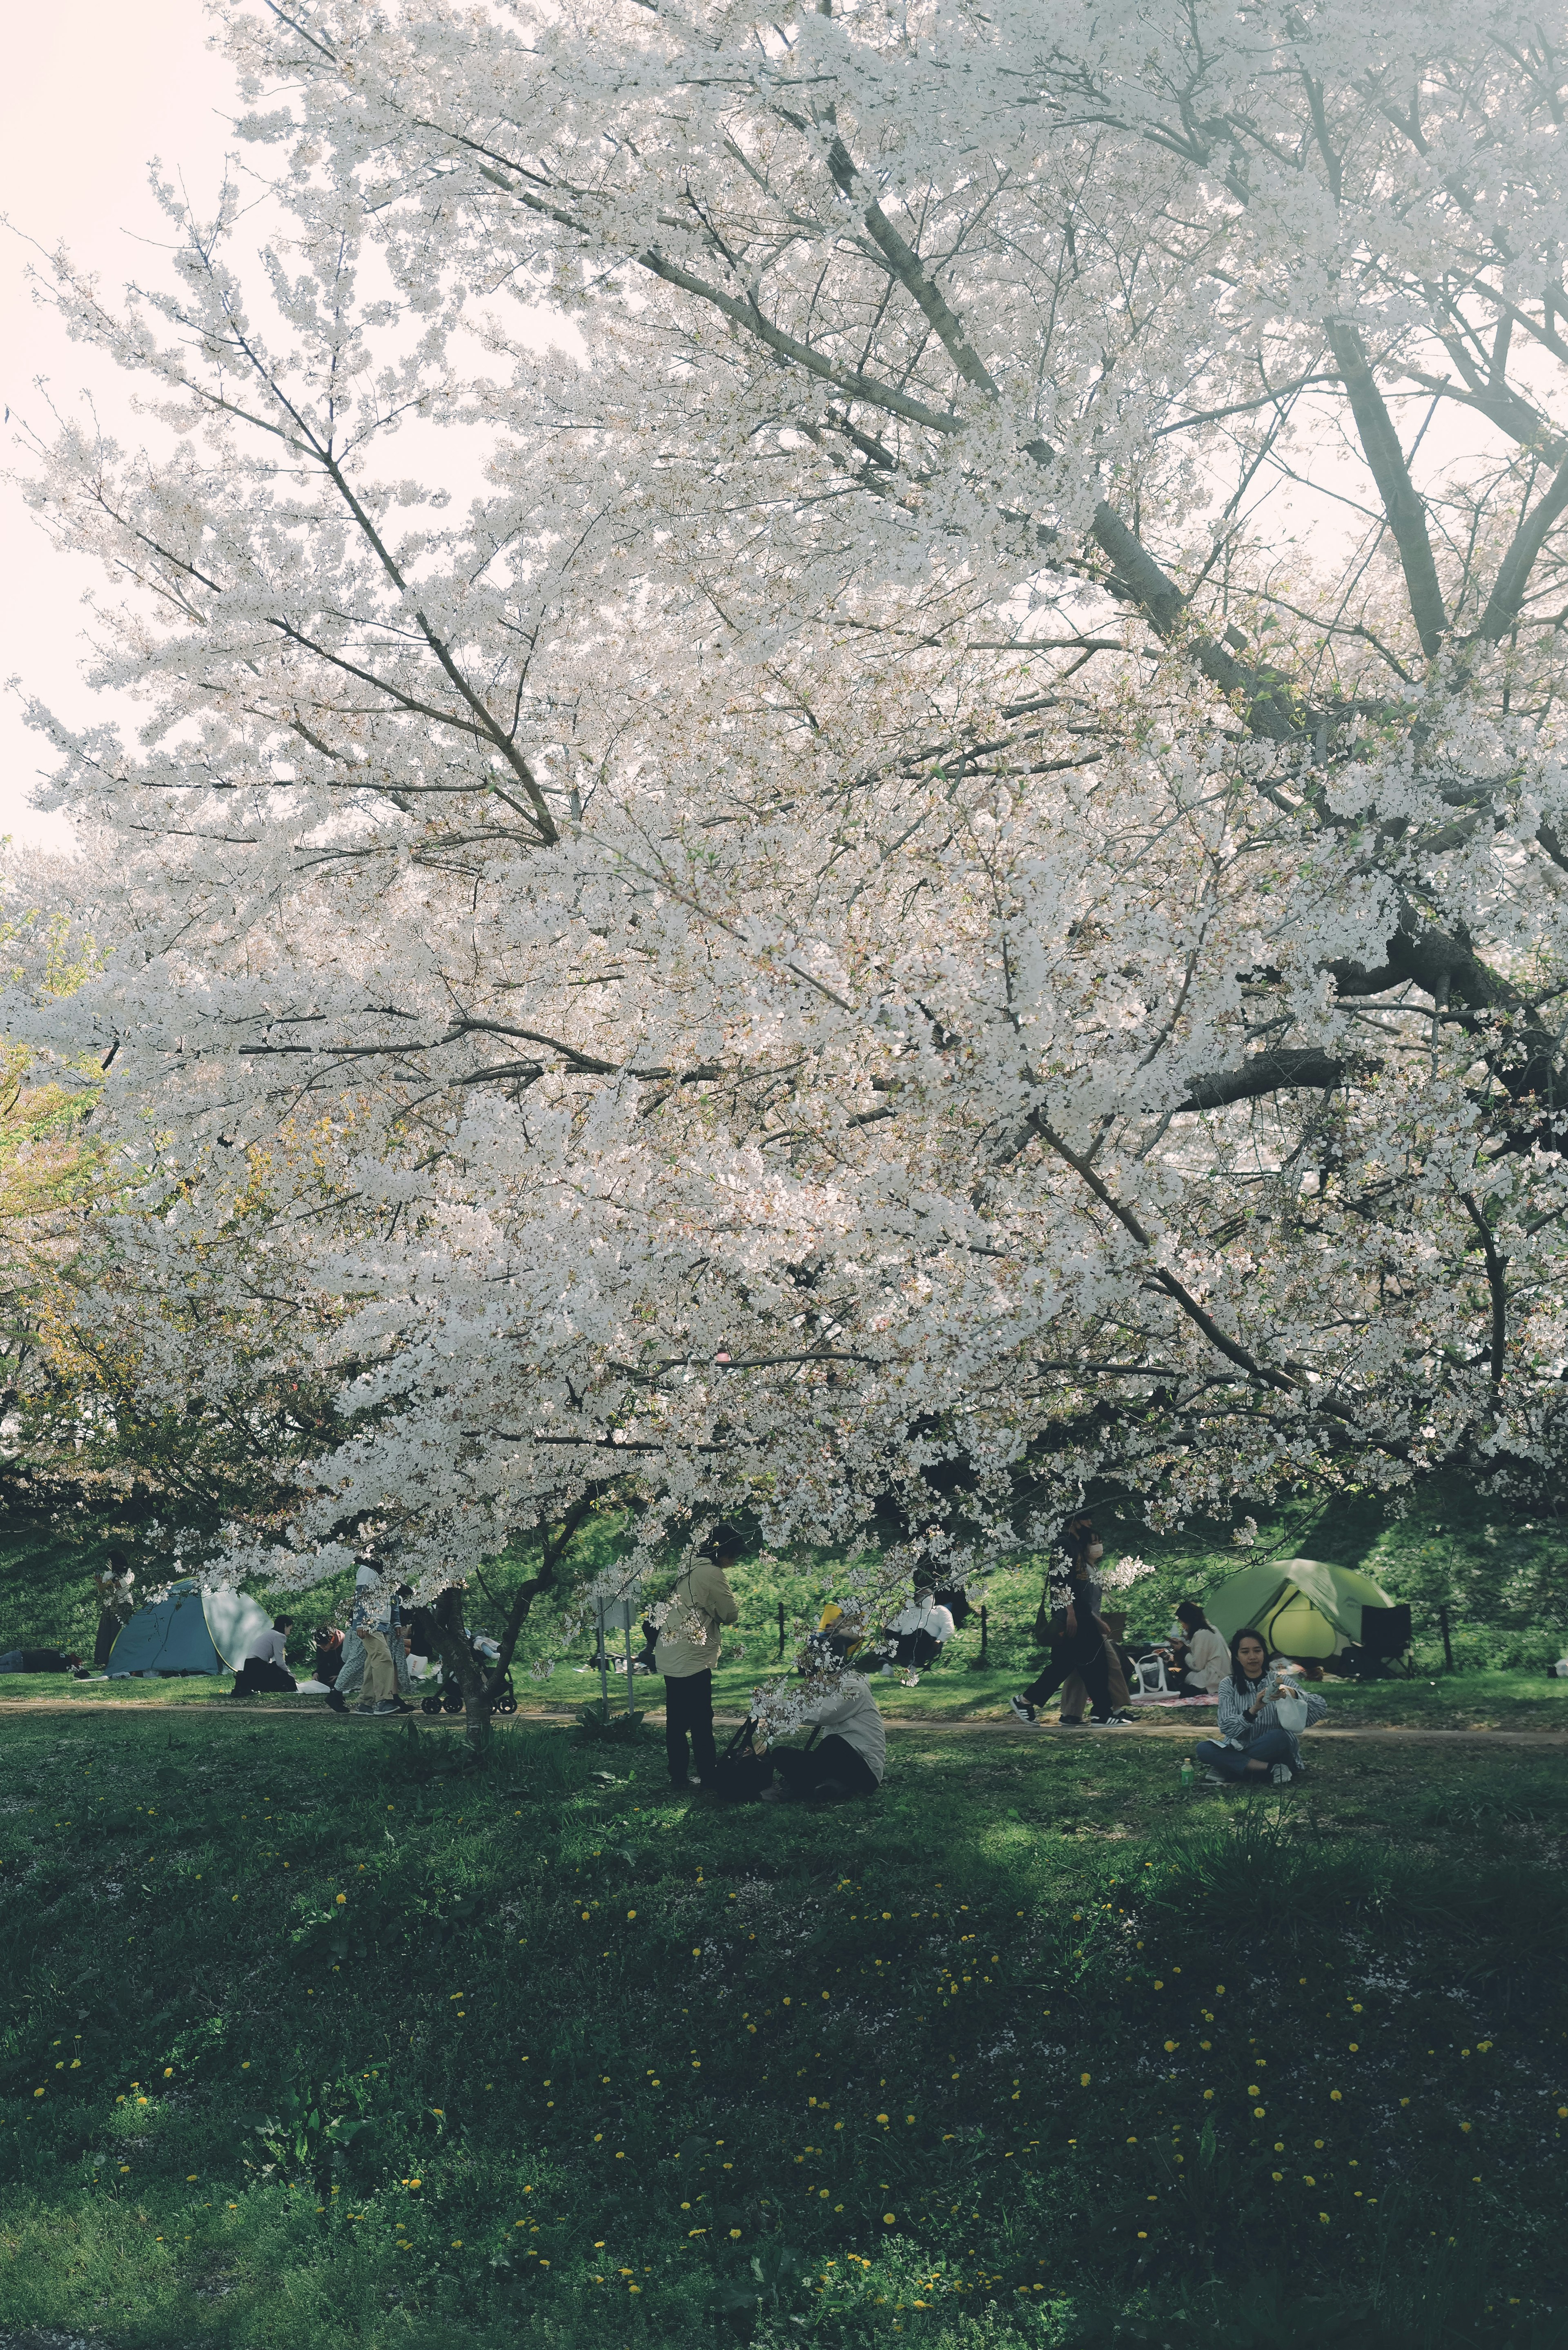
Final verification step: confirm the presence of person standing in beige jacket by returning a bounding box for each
[654,1525,742,1789]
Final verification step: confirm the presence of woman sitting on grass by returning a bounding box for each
[1167,1601,1230,1697]
[1195,1628,1326,1785]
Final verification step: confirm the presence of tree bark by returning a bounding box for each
[433,1493,599,1754]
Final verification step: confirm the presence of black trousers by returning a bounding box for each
[231,1659,298,1696]
[893,1630,942,1668]
[664,1670,716,1784]
[773,1733,879,1800]
[1022,1631,1112,1717]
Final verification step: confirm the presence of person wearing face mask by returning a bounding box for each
[1011,1515,1131,1727]
[1163,1601,1230,1697]
[655,1523,742,1789]
[1195,1628,1326,1784]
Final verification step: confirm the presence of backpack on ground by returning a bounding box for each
[709,1719,817,1802]
[709,1718,773,1802]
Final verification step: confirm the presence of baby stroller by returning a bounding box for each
[420,1652,518,1716]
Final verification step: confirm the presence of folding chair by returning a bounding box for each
[1132,1652,1172,1697]
[1356,1604,1414,1678]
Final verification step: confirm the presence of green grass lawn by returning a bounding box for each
[702,1662,1568,1733]
[0,1712,1564,2348]
[9,1663,1566,1737]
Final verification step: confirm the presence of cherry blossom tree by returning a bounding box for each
[13,0,1568,1695]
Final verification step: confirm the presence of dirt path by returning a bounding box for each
[0,1697,1564,1744]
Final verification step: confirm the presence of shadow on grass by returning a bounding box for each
[0,1718,1560,2346]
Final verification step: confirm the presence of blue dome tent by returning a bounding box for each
[107,1579,275,1678]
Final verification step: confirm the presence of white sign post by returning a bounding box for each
[596,1594,638,1721]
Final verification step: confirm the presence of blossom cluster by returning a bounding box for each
[7,0,1568,1604]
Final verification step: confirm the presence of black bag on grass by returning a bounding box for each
[709,1720,818,1803]
[710,1718,773,1803]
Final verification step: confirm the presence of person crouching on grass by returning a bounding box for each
[759,1658,886,1803]
[655,1523,742,1790]
[229,1615,298,1697]
[1196,1628,1326,1785]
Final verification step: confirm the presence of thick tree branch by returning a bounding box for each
[1459,1192,1508,1386]
[1477,443,1568,642]
[485,1492,597,1698]
[1175,1045,1351,1114]
[1325,321,1448,656]
[1031,1116,1300,1394]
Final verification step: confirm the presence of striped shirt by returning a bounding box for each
[1217,1669,1327,1762]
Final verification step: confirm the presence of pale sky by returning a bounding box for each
[0,9,1475,862]
[0,0,233,849]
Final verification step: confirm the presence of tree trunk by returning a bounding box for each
[462,1679,493,1755]
[433,1492,601,1758]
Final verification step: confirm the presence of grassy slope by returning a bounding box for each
[0,1713,1564,2350]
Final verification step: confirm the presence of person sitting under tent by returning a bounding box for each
[1163,1601,1231,1697]
[229,1615,298,1697]
[91,1550,136,1669]
[885,1582,956,1669]
[0,1646,83,1674]
[1196,1628,1327,1785]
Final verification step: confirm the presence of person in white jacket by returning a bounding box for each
[761,1671,886,1802]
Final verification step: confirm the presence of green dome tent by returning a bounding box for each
[1204,1558,1394,1661]
[107,1579,275,1678]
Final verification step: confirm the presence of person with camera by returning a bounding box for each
[757,1637,887,1803]
[1195,1628,1326,1784]
[654,1523,742,1790]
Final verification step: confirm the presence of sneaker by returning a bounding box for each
[687,1773,705,1789]
[759,1782,787,1804]
[1270,1762,1293,1786]
[1087,1713,1131,1727]
[1202,1770,1227,1785]
[1008,1695,1038,1724]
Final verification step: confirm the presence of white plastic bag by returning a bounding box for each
[1273,1684,1308,1735]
